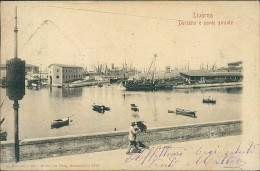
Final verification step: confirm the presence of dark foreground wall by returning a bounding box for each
[0,120,242,163]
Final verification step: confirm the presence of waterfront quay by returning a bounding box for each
[1,120,242,163]
[3,135,259,170]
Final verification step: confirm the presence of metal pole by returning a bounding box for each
[14,7,18,59]
[13,99,19,162]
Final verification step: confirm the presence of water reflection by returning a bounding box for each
[62,88,83,98]
[132,113,139,118]
[225,87,243,94]
[153,94,157,121]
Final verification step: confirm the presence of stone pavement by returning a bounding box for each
[1,135,259,170]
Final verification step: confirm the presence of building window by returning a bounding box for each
[47,75,48,78]
[56,76,59,78]
[63,76,64,79]
[57,69,59,72]
[50,71,51,74]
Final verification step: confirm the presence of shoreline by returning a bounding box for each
[173,82,243,89]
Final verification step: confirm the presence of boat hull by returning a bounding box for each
[203,99,216,103]
[51,118,69,129]
[124,82,173,91]
[0,131,7,141]
[92,105,110,113]
[175,109,196,118]
[131,107,139,112]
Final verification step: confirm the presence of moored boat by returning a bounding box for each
[51,117,69,129]
[175,108,196,118]
[131,106,139,112]
[0,130,7,141]
[130,103,139,112]
[0,115,7,141]
[203,98,216,103]
[92,104,110,113]
[131,104,137,107]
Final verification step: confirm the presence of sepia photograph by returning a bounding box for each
[0,1,259,170]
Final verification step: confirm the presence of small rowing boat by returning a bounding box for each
[168,108,196,118]
[176,108,196,118]
[131,104,139,112]
[0,130,7,141]
[51,118,69,129]
[203,98,216,103]
[51,114,75,129]
[131,104,137,107]
[92,104,110,113]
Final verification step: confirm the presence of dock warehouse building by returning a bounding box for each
[180,71,243,82]
[48,64,83,86]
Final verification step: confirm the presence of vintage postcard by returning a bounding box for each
[0,1,259,170]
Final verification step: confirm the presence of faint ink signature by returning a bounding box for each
[125,140,259,170]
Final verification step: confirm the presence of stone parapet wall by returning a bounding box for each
[0,120,242,163]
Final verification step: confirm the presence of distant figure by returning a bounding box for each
[126,122,141,154]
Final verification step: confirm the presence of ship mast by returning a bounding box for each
[153,53,157,84]
[145,53,157,81]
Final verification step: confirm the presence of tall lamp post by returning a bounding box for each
[6,7,25,163]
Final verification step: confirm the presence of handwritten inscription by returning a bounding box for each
[125,145,185,168]
[177,12,233,26]
[125,140,259,170]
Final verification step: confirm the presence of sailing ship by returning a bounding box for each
[123,54,173,91]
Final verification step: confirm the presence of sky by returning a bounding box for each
[1,2,258,71]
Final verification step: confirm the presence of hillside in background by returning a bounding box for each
[21,20,80,70]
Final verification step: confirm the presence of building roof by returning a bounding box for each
[228,61,243,65]
[48,64,83,68]
[0,63,39,68]
[180,71,243,77]
[218,66,242,70]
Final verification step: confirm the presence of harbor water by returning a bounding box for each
[0,84,242,140]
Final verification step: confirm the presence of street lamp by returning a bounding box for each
[6,7,25,163]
